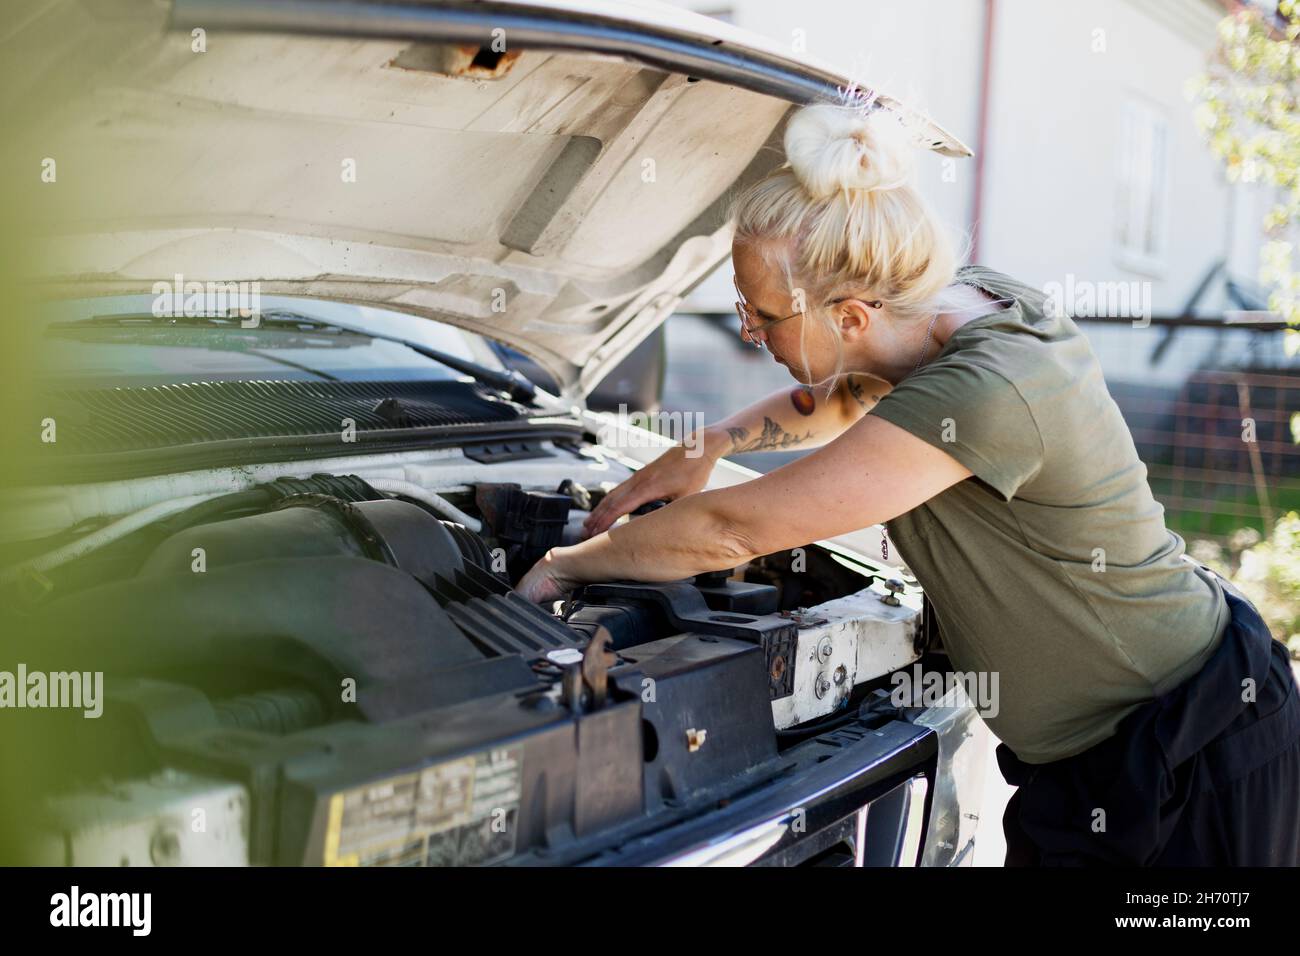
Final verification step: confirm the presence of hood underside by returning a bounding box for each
[6,0,971,397]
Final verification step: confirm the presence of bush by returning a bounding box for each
[1192,512,1300,657]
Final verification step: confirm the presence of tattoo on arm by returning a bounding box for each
[729,417,812,453]
[790,387,816,416]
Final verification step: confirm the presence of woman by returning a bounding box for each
[517,103,1300,866]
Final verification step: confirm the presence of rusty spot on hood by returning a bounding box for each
[389,42,522,80]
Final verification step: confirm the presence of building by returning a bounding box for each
[660,0,1296,537]
[673,0,1275,315]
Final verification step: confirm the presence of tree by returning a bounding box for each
[1188,3,1300,649]
[1189,0,1300,370]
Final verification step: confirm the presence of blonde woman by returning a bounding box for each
[518,103,1300,866]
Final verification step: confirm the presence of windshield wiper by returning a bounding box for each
[256,310,538,405]
[53,309,538,404]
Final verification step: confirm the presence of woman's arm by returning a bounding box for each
[582,373,891,537]
[708,373,890,456]
[522,412,972,601]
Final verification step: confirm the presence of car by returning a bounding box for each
[1,0,991,867]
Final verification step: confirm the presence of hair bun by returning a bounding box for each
[784,103,916,200]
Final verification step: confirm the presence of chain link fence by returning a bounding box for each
[1076,316,1297,542]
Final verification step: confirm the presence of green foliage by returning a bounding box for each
[1187,5,1300,655]
[1188,0,1300,334]
[1193,512,1300,655]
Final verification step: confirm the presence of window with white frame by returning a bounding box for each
[1115,97,1170,274]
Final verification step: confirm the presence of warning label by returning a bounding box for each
[324,746,523,866]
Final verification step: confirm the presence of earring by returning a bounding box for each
[867,300,883,309]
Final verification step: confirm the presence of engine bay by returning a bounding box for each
[3,456,931,866]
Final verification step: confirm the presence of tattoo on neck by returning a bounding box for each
[846,376,881,412]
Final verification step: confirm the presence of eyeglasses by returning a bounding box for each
[734,274,802,350]
[733,274,882,351]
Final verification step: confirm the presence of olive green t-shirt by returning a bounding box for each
[871,264,1231,765]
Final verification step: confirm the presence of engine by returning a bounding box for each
[4,473,928,866]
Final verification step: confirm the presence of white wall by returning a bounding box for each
[672,0,1255,316]
[721,0,986,234]
[980,0,1233,313]
[676,0,986,309]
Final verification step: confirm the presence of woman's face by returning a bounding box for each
[732,243,843,386]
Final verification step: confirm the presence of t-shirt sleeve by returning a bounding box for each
[869,359,1044,502]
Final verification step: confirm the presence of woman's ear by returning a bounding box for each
[837,299,875,342]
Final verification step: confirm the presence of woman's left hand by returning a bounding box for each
[516,549,574,604]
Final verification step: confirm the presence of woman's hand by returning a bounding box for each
[582,433,723,538]
[580,379,878,540]
[515,548,576,604]
[526,414,974,603]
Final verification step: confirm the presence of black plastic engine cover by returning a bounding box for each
[569,581,798,701]
[140,632,777,864]
[473,482,571,579]
[692,569,780,615]
[609,634,778,815]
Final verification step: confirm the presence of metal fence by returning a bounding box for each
[1077,315,1298,541]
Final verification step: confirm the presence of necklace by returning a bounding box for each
[911,312,940,376]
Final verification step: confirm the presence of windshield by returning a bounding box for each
[35,295,505,387]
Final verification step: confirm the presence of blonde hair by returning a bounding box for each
[730,103,966,389]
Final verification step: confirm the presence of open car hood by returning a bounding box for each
[8,0,970,398]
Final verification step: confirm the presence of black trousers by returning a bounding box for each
[997,587,1300,866]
